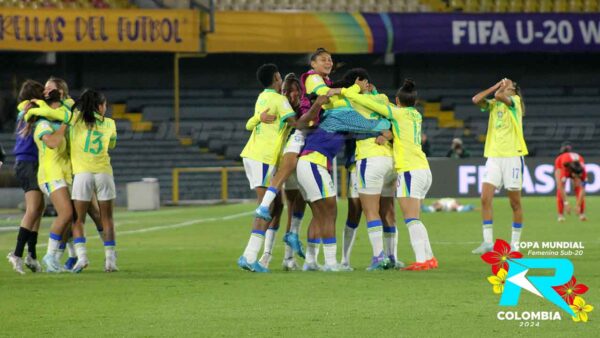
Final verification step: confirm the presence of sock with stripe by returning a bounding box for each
[341,221,359,265]
[511,222,522,250]
[367,220,384,257]
[259,224,279,267]
[383,225,397,259]
[483,220,493,244]
[104,241,116,260]
[47,233,62,257]
[242,230,265,264]
[322,237,338,266]
[260,187,278,209]
[405,218,432,263]
[73,237,87,259]
[305,238,320,265]
[55,241,66,261]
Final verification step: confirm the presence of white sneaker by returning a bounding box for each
[105,256,119,272]
[579,214,587,221]
[322,263,353,272]
[282,258,299,271]
[471,242,494,254]
[71,256,89,273]
[340,262,355,271]
[25,254,42,273]
[302,262,321,271]
[42,253,62,273]
[558,215,566,222]
[7,252,25,275]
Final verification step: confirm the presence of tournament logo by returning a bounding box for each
[481,239,593,323]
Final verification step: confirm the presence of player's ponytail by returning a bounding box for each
[396,78,417,107]
[74,89,106,130]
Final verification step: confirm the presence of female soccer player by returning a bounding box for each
[554,143,587,222]
[340,79,438,271]
[471,79,528,253]
[6,80,46,274]
[70,90,118,272]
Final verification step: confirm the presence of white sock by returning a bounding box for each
[73,237,87,259]
[315,241,321,265]
[322,238,337,266]
[104,245,116,260]
[383,225,397,258]
[341,222,358,265]
[284,243,293,260]
[259,227,278,267]
[242,230,265,264]
[305,239,320,264]
[67,240,77,258]
[47,237,60,256]
[367,220,384,257]
[406,219,431,263]
[483,221,493,243]
[511,223,522,250]
[290,212,303,234]
[260,187,278,208]
[457,205,465,212]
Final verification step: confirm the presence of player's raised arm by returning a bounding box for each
[341,82,392,119]
[245,108,274,131]
[295,96,329,129]
[494,79,514,106]
[472,80,503,110]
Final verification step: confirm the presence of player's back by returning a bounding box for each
[390,106,428,172]
[555,152,585,169]
[69,112,117,175]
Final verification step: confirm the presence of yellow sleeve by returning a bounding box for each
[305,74,330,96]
[26,101,71,124]
[245,114,261,131]
[277,97,296,121]
[342,85,393,119]
[34,120,54,140]
[109,121,117,149]
[17,100,30,112]
[372,93,390,105]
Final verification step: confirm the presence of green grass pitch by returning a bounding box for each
[0,196,598,337]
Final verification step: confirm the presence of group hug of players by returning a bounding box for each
[237,47,588,273]
[6,77,117,275]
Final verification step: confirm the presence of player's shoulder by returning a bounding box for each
[306,73,324,85]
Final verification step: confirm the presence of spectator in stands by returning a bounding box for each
[421,133,431,157]
[446,138,470,158]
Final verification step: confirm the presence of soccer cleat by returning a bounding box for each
[282,258,299,271]
[7,252,25,275]
[251,261,270,273]
[71,256,89,273]
[254,205,272,222]
[302,262,321,271]
[42,253,62,273]
[579,214,587,221]
[426,257,439,269]
[340,262,355,271]
[283,232,305,259]
[237,256,254,272]
[322,263,352,272]
[367,252,389,271]
[402,261,432,271]
[386,255,405,270]
[558,215,566,222]
[105,257,119,273]
[24,254,42,273]
[64,257,77,271]
[471,242,493,254]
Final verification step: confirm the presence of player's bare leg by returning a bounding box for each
[399,197,436,270]
[360,193,388,270]
[341,197,361,269]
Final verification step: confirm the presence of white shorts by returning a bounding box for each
[483,157,524,191]
[72,173,116,201]
[283,129,306,154]
[296,159,336,202]
[396,169,432,199]
[347,164,359,199]
[40,179,70,197]
[356,156,396,197]
[284,171,299,190]
[243,158,276,190]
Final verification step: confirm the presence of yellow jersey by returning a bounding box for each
[24,99,74,124]
[353,92,393,161]
[69,112,117,175]
[34,120,72,185]
[305,74,351,110]
[240,89,296,165]
[342,87,429,172]
[483,96,528,158]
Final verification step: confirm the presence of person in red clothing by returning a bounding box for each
[554,142,587,222]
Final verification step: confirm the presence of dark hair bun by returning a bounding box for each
[402,79,416,92]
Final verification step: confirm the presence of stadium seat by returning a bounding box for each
[524,0,539,11]
[553,0,568,11]
[508,0,524,11]
[493,0,509,12]
[583,0,599,11]
[569,0,584,11]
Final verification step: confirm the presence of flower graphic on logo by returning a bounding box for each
[480,239,523,274]
[487,268,507,294]
[570,296,594,323]
[553,276,589,305]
